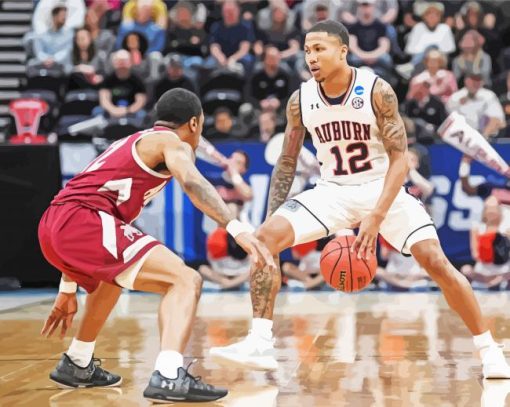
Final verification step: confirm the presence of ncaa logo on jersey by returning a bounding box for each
[354,86,364,95]
[352,97,364,109]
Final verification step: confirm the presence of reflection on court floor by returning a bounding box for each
[1,291,510,406]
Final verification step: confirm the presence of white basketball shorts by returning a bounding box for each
[273,177,438,256]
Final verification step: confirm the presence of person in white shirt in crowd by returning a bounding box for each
[447,70,505,138]
[461,196,510,289]
[29,4,74,73]
[32,0,85,35]
[404,2,455,66]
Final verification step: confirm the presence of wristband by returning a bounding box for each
[459,161,471,178]
[231,172,243,186]
[59,278,77,294]
[226,219,254,238]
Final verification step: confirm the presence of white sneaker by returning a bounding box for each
[482,344,510,379]
[209,333,278,371]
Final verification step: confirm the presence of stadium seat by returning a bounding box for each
[59,90,99,117]
[8,98,48,144]
[199,69,245,96]
[26,66,67,99]
[202,89,242,116]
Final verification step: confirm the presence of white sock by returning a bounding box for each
[473,331,497,358]
[67,338,95,368]
[155,350,184,379]
[251,318,273,340]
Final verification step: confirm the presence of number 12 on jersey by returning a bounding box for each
[330,142,372,175]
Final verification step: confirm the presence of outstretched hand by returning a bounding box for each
[41,292,78,339]
[234,232,276,272]
[352,213,383,260]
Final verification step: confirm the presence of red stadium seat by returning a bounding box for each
[8,98,49,144]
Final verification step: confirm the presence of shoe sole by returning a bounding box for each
[50,376,123,389]
[144,394,227,403]
[210,353,278,371]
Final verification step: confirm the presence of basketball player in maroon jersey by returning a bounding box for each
[211,20,510,379]
[38,88,275,402]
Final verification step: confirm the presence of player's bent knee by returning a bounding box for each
[256,219,294,255]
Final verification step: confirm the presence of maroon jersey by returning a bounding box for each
[53,126,172,223]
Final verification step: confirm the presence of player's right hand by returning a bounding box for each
[234,232,276,272]
[41,292,78,339]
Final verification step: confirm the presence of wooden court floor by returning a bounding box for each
[1,290,510,406]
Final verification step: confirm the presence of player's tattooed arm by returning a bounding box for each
[164,141,234,227]
[266,89,306,217]
[373,78,407,158]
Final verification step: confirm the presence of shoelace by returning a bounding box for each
[92,358,112,380]
[183,359,213,390]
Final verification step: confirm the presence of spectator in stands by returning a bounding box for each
[256,110,277,143]
[404,2,455,66]
[455,1,501,70]
[205,108,244,140]
[340,0,398,25]
[207,0,255,75]
[405,79,447,129]
[405,147,435,208]
[121,31,150,79]
[98,50,147,120]
[198,227,250,291]
[116,1,165,54]
[154,54,195,102]
[499,71,510,137]
[165,1,207,71]
[447,71,505,138]
[254,1,300,67]
[30,4,74,74]
[452,30,492,86]
[408,49,457,104]
[69,27,107,90]
[459,156,510,227]
[208,150,253,211]
[32,0,85,35]
[85,8,116,54]
[122,0,168,29]
[249,45,291,114]
[347,0,393,78]
[282,238,329,290]
[169,0,207,29]
[301,0,340,31]
[461,196,510,289]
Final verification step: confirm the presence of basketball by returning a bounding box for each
[320,235,377,292]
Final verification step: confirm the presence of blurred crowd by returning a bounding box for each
[22,0,510,292]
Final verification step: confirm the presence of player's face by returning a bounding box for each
[304,32,347,82]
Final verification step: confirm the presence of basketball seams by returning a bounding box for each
[361,258,373,279]
[329,247,343,288]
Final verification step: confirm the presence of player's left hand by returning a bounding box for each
[352,213,384,260]
[41,292,78,339]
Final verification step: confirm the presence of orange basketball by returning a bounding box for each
[320,235,377,292]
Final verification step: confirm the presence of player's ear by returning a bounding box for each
[188,116,198,132]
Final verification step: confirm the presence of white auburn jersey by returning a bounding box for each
[300,67,389,185]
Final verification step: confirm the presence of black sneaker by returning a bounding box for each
[143,360,228,403]
[49,353,122,388]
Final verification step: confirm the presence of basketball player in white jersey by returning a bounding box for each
[210,20,510,379]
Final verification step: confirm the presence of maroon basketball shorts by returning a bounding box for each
[38,202,162,293]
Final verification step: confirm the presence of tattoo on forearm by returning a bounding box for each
[186,180,232,227]
[373,79,407,157]
[266,89,305,217]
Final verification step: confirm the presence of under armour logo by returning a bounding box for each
[311,103,319,110]
[160,380,175,390]
[121,224,143,241]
